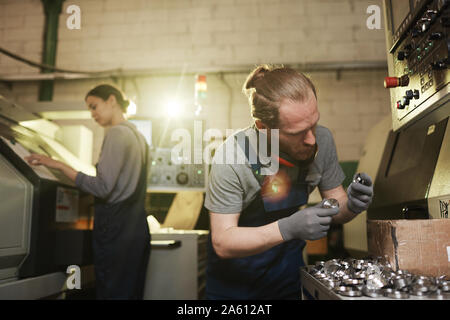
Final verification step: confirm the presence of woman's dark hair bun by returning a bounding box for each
[85,84,129,112]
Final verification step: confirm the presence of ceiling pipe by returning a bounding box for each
[39,0,65,101]
[0,61,388,82]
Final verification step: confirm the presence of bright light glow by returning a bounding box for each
[195,82,207,92]
[195,104,202,117]
[126,100,137,116]
[166,99,183,118]
[40,111,92,120]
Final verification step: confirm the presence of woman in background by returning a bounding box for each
[26,84,151,300]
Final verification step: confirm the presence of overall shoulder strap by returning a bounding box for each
[234,130,265,186]
[119,123,148,168]
[119,123,149,199]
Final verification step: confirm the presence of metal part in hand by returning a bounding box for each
[322,198,339,209]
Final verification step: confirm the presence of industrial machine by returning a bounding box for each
[0,96,94,298]
[148,147,207,192]
[129,117,208,192]
[370,0,450,220]
[306,0,450,299]
[384,0,449,130]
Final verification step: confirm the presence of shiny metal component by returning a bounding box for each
[322,198,339,209]
[315,261,325,268]
[323,259,340,275]
[352,260,365,270]
[335,286,362,297]
[411,289,429,296]
[396,269,408,275]
[382,269,396,280]
[386,290,410,299]
[321,279,341,289]
[352,173,367,185]
[439,281,449,292]
[366,274,388,290]
[412,284,429,293]
[320,279,335,289]
[354,271,367,279]
[343,278,364,286]
[393,276,408,289]
[411,284,430,296]
[362,287,383,298]
[309,257,447,299]
[314,272,327,279]
[429,289,450,300]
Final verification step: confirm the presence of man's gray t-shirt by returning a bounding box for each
[204,125,345,214]
[75,121,147,204]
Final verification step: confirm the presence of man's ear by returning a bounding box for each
[255,120,268,130]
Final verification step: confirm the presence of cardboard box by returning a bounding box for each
[367,219,450,277]
[306,238,328,255]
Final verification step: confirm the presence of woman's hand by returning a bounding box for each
[25,154,62,170]
[25,153,79,182]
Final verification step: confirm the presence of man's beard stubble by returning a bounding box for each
[295,143,318,167]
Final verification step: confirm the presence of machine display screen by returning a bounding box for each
[387,127,426,177]
[0,136,59,181]
[390,0,411,34]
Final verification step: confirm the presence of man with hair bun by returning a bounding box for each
[205,65,373,299]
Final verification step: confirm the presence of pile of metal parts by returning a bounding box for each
[310,258,449,299]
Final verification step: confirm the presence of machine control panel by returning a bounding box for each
[385,0,450,130]
[148,148,207,192]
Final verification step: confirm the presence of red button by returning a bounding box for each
[385,77,399,88]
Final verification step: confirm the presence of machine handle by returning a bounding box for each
[150,240,182,249]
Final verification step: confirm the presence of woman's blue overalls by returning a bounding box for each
[92,125,151,299]
[206,130,309,299]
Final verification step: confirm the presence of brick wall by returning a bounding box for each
[0,0,391,162]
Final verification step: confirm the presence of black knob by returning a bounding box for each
[411,28,420,38]
[431,60,447,70]
[176,172,189,185]
[403,43,414,51]
[405,90,414,99]
[428,32,443,40]
[397,51,407,60]
[413,89,420,99]
[426,10,437,22]
[402,96,410,106]
[419,18,431,32]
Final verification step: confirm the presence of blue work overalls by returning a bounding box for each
[92,125,151,300]
[206,131,308,300]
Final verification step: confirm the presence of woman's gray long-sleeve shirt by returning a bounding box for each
[75,121,147,203]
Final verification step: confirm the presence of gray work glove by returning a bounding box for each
[278,200,339,241]
[347,172,374,214]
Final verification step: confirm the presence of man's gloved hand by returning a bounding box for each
[347,172,374,214]
[278,200,339,241]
